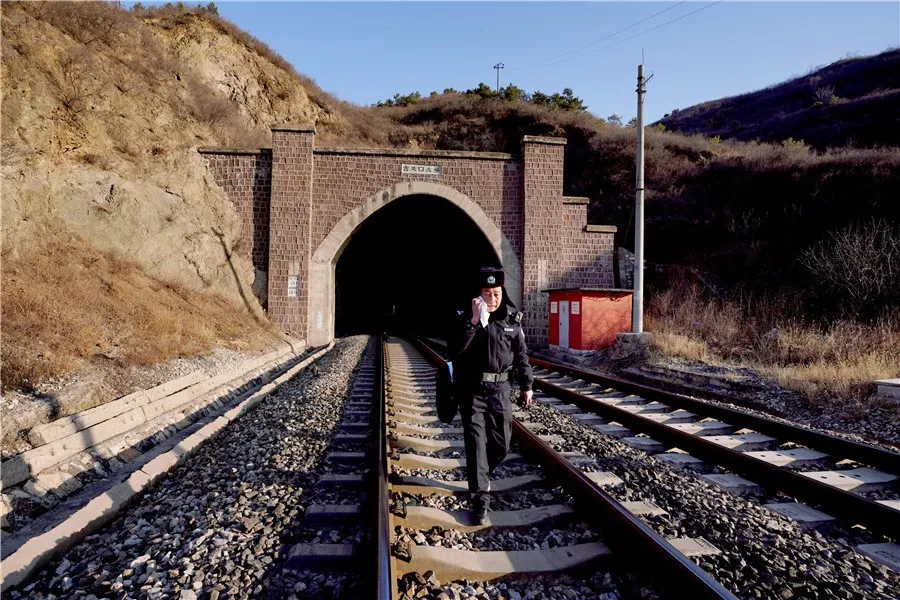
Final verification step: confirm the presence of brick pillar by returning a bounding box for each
[267,124,315,339]
[522,135,566,349]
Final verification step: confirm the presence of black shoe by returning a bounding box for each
[473,504,487,526]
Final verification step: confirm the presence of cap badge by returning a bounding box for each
[487,275,496,284]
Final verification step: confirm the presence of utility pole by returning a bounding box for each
[493,63,504,93]
[633,63,647,333]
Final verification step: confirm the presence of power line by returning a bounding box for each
[511,1,686,70]
[595,1,723,53]
[512,1,722,71]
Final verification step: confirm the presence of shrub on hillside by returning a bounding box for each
[800,219,900,316]
[35,0,129,47]
[814,85,836,104]
[187,77,233,126]
[54,47,99,115]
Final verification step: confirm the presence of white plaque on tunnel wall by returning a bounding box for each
[401,164,441,176]
[550,302,558,314]
[572,302,580,315]
[287,275,299,298]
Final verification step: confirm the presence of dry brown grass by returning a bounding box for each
[1,228,281,391]
[762,350,898,405]
[651,332,713,363]
[646,282,900,403]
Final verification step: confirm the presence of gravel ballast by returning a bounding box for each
[387,341,651,600]
[522,396,900,599]
[9,336,373,600]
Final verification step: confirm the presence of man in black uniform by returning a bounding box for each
[451,266,534,524]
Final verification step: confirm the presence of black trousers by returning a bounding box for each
[461,407,512,505]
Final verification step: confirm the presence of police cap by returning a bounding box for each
[478,266,504,288]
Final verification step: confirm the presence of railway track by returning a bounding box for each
[422,338,900,541]
[8,334,897,598]
[385,337,736,599]
[415,337,900,598]
[5,337,377,600]
[525,357,900,540]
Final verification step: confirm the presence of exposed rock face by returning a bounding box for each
[0,3,350,395]
[3,154,256,304]
[1,3,339,307]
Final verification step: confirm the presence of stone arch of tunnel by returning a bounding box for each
[310,182,523,344]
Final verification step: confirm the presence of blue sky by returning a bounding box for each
[174,2,897,122]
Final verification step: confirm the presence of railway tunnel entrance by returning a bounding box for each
[201,127,619,349]
[335,194,499,339]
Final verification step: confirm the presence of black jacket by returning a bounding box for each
[451,288,534,413]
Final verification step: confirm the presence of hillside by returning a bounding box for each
[2,2,898,403]
[365,93,900,314]
[0,1,347,389]
[655,49,900,149]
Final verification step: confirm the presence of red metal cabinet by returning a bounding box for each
[546,288,633,352]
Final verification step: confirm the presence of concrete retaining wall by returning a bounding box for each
[0,341,310,536]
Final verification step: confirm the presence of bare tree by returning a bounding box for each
[800,219,900,312]
[41,2,127,47]
[55,48,98,114]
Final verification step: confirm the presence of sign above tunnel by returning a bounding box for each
[401,163,442,176]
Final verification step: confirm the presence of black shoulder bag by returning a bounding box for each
[435,361,459,424]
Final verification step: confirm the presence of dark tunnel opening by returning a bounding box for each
[335,195,501,339]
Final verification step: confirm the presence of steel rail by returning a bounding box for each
[530,357,900,475]
[374,335,393,599]
[535,376,900,539]
[513,422,736,600]
[411,337,738,600]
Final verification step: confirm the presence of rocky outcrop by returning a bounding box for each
[0,3,351,394]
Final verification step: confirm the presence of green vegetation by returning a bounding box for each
[376,84,588,112]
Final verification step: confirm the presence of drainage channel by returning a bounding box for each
[388,337,735,600]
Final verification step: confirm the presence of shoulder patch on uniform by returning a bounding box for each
[514,311,523,323]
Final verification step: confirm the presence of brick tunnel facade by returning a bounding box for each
[200,124,616,349]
